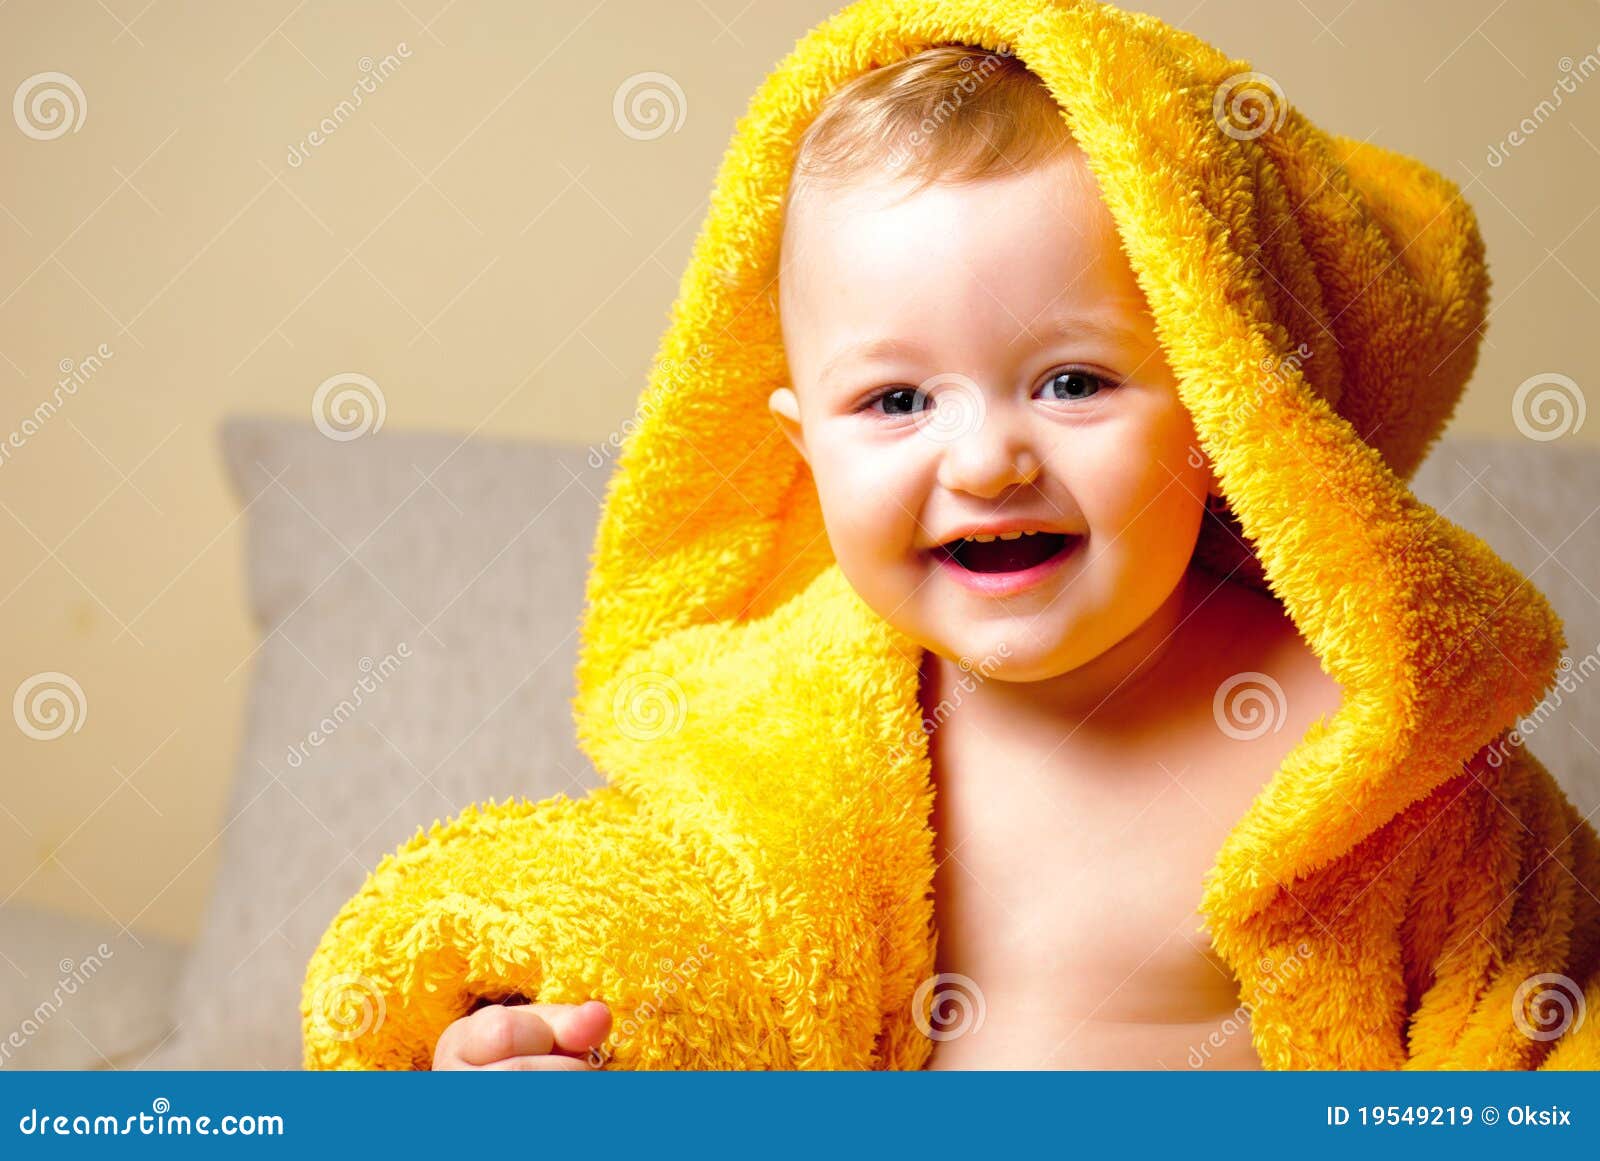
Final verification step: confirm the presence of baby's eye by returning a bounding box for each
[1036,369,1115,402]
[860,370,1116,416]
[864,386,933,416]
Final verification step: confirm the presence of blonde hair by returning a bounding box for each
[768,43,1081,304]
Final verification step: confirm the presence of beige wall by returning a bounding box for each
[3,0,1598,943]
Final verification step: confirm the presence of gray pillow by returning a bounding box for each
[0,901,185,1069]
[1411,435,1600,820]
[142,417,610,1069]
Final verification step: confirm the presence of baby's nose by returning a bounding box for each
[934,408,1042,498]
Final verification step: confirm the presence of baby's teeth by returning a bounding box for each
[962,529,1051,544]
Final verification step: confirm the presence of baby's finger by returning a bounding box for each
[449,1004,558,1065]
[543,999,612,1053]
[449,1000,611,1066]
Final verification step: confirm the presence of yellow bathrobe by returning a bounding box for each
[301,0,1600,1069]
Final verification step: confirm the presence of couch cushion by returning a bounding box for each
[144,417,611,1069]
[0,901,185,1069]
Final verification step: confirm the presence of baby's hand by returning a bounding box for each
[431,996,612,1070]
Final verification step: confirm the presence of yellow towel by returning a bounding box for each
[302,0,1600,1069]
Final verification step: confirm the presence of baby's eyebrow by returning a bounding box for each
[817,336,924,389]
[818,312,1146,389]
[1011,310,1146,351]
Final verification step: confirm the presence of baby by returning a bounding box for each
[431,45,1345,1070]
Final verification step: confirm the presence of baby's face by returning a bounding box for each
[768,149,1214,682]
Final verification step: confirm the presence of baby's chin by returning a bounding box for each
[911,623,1089,685]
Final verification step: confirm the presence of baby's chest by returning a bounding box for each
[923,751,1266,1068]
[925,860,1259,1068]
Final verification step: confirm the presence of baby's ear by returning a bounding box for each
[768,386,807,464]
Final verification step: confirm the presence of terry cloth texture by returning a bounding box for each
[303,0,1600,1069]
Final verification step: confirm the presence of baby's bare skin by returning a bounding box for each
[923,571,1345,1069]
[432,998,611,1071]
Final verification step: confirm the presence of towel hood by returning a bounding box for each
[570,0,1565,925]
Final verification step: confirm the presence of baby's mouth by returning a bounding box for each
[933,531,1076,573]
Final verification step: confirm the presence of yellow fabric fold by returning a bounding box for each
[304,0,1600,1069]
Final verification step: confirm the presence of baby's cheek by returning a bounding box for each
[814,454,898,534]
[1081,423,1194,523]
